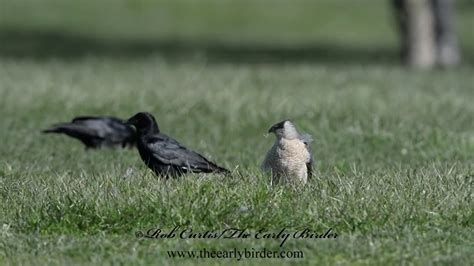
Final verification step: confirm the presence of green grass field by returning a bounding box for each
[1,1,473,265]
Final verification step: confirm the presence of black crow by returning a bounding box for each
[126,112,229,178]
[42,116,136,149]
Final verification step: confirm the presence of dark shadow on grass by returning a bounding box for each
[0,29,420,64]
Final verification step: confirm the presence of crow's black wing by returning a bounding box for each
[43,121,105,138]
[99,117,136,144]
[71,119,115,138]
[43,116,136,148]
[42,120,106,148]
[71,116,101,122]
[144,134,228,173]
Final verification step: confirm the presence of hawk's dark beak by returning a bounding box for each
[268,125,276,133]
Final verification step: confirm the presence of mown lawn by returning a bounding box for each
[0,1,473,265]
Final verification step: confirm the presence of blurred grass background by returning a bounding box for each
[0,0,473,265]
[1,0,473,62]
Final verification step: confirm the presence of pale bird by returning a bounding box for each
[262,120,313,184]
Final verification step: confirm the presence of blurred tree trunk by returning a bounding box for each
[432,0,460,66]
[392,0,460,68]
[406,0,436,68]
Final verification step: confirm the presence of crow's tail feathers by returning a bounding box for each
[42,123,80,134]
[214,165,231,176]
[205,162,231,176]
[42,125,66,134]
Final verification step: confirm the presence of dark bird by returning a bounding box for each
[126,112,229,178]
[42,116,136,149]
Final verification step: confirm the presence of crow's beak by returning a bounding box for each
[125,118,134,126]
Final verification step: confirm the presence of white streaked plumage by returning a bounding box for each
[262,120,313,185]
